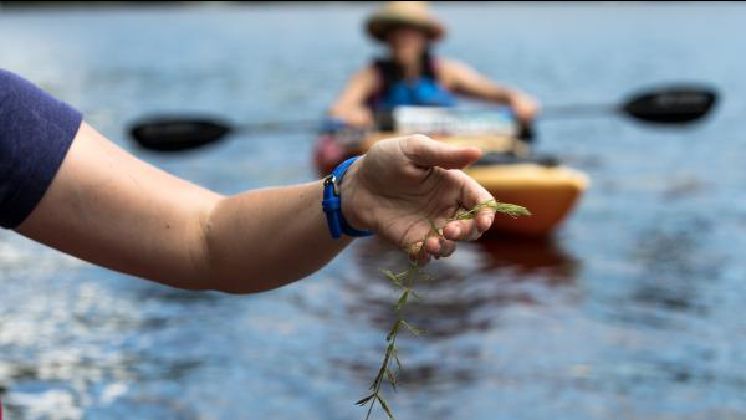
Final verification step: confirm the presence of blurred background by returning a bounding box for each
[0,1,744,419]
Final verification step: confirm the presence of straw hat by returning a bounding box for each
[365,1,446,43]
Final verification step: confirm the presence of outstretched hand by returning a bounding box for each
[341,134,496,264]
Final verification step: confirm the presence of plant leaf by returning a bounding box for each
[401,320,425,336]
[356,394,375,406]
[453,208,472,220]
[392,348,402,373]
[451,199,530,220]
[381,269,404,288]
[386,368,397,390]
[394,290,409,312]
[418,272,433,282]
[493,202,531,218]
[377,395,395,420]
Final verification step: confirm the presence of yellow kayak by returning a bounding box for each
[465,163,588,237]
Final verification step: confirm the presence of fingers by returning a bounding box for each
[455,172,496,235]
[408,236,458,265]
[458,171,494,210]
[400,134,482,170]
[424,235,441,255]
[400,169,497,264]
[439,239,456,257]
[421,236,458,255]
[443,219,483,241]
[475,209,495,232]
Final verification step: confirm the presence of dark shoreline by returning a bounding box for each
[0,1,366,9]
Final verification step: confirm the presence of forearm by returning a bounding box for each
[458,81,515,105]
[19,123,349,294]
[484,85,517,105]
[454,79,537,121]
[328,67,376,127]
[442,60,527,107]
[327,104,352,121]
[328,103,373,127]
[203,181,351,293]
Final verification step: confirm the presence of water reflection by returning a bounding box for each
[347,237,579,337]
[476,234,580,282]
[340,236,581,389]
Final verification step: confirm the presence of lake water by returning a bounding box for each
[0,3,745,419]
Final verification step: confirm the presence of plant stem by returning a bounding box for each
[358,199,530,419]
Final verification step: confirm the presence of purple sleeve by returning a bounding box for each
[0,69,82,229]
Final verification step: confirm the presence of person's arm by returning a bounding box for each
[17,123,348,293]
[18,124,495,294]
[439,59,539,121]
[328,66,378,127]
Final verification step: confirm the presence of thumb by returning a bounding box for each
[401,134,482,170]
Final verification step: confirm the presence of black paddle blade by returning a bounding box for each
[621,86,718,124]
[129,117,232,152]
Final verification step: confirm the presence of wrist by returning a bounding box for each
[339,157,372,232]
[321,156,374,239]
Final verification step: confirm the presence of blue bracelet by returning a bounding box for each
[322,156,375,239]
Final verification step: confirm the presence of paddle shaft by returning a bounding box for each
[129,85,717,152]
[541,103,617,117]
[216,104,619,134]
[233,119,318,135]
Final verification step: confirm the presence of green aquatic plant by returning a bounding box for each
[357,199,530,420]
